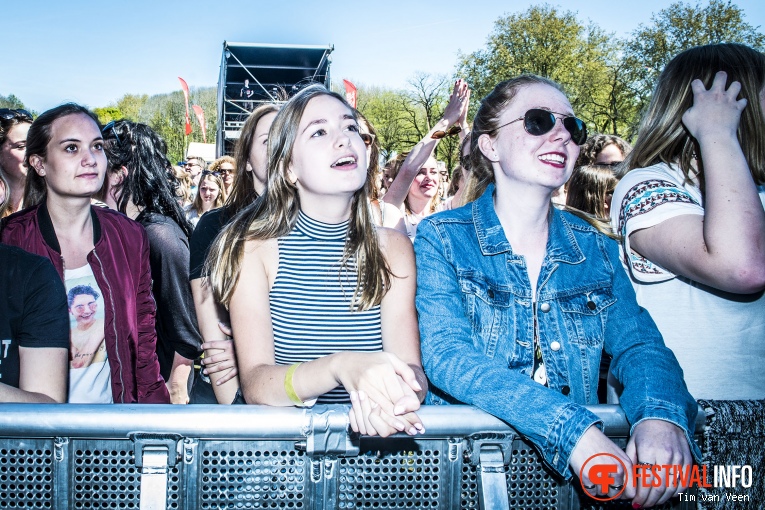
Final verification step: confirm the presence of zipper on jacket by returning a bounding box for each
[93,250,125,403]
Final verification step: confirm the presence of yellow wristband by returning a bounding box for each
[284,363,306,407]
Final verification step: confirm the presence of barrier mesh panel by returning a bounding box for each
[0,440,53,508]
[199,441,306,509]
[460,439,561,509]
[72,439,180,509]
[338,438,441,508]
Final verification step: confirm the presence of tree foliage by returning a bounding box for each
[625,0,765,117]
[0,94,28,111]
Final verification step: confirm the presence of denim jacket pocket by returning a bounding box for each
[458,272,514,359]
[558,286,616,347]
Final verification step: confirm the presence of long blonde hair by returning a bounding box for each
[622,43,765,190]
[206,85,391,310]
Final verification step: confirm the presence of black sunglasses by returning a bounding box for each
[101,120,122,146]
[431,125,461,140]
[0,108,33,121]
[360,133,375,147]
[497,109,587,145]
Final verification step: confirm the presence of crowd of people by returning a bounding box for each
[1,42,763,508]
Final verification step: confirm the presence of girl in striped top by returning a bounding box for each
[207,85,427,437]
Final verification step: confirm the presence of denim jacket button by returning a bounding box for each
[561,385,571,395]
[550,341,561,351]
[539,302,551,313]
[587,300,597,310]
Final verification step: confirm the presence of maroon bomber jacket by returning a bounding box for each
[1,203,170,403]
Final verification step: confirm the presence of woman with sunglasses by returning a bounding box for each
[611,43,765,401]
[1,103,169,403]
[98,120,203,404]
[384,79,470,240]
[208,156,236,195]
[415,76,699,508]
[0,108,34,215]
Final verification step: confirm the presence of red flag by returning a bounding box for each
[343,79,357,108]
[192,105,207,143]
[178,77,192,136]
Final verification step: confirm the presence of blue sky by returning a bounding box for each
[2,0,764,112]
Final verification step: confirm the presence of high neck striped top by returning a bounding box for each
[270,211,383,404]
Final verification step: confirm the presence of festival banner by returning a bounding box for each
[178,77,192,136]
[191,105,206,143]
[343,79,357,108]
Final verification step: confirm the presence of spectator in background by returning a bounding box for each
[0,108,34,214]
[189,103,281,404]
[576,133,632,168]
[566,164,619,221]
[173,165,193,206]
[184,156,206,196]
[611,43,765,400]
[185,171,226,228]
[356,111,402,228]
[2,103,169,403]
[385,79,470,241]
[99,120,202,404]
[209,155,236,195]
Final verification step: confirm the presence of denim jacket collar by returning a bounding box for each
[472,184,585,265]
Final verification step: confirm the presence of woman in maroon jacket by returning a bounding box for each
[1,103,169,403]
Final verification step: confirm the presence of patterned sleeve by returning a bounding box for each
[610,165,704,283]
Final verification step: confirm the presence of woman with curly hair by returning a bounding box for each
[208,155,236,195]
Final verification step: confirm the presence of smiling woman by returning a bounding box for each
[1,103,169,404]
[205,85,427,437]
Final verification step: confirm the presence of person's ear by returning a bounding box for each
[477,134,500,162]
[29,155,45,176]
[284,162,297,185]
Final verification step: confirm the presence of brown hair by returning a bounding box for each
[622,43,765,190]
[206,85,392,311]
[565,165,619,220]
[228,103,281,214]
[575,134,632,167]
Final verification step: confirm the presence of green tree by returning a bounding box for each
[115,94,149,121]
[356,85,415,162]
[456,4,637,138]
[625,0,765,118]
[93,107,124,125]
[0,94,27,111]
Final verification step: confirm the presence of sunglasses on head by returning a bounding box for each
[431,125,461,140]
[101,120,122,146]
[0,108,33,121]
[360,133,375,147]
[497,109,587,145]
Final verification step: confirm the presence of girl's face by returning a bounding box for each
[248,111,277,193]
[594,143,624,166]
[288,95,367,199]
[31,113,106,200]
[199,176,221,208]
[407,157,440,202]
[481,83,580,194]
[0,122,31,181]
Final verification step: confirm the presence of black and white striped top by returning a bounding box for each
[270,211,383,404]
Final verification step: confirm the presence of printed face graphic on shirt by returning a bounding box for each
[69,294,98,326]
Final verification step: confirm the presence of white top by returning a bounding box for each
[184,204,201,228]
[611,162,765,400]
[65,264,113,404]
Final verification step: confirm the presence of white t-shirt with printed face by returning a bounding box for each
[611,162,765,400]
[65,265,113,403]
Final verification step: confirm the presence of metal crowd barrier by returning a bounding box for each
[0,404,704,510]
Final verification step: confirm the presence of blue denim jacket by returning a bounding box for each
[414,185,701,478]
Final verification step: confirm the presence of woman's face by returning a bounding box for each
[594,143,624,166]
[218,162,235,187]
[248,111,277,193]
[288,95,367,199]
[32,113,106,200]
[199,177,221,209]
[0,122,31,182]
[482,83,580,194]
[408,157,440,202]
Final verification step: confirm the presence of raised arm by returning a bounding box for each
[383,79,469,208]
[629,71,765,293]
